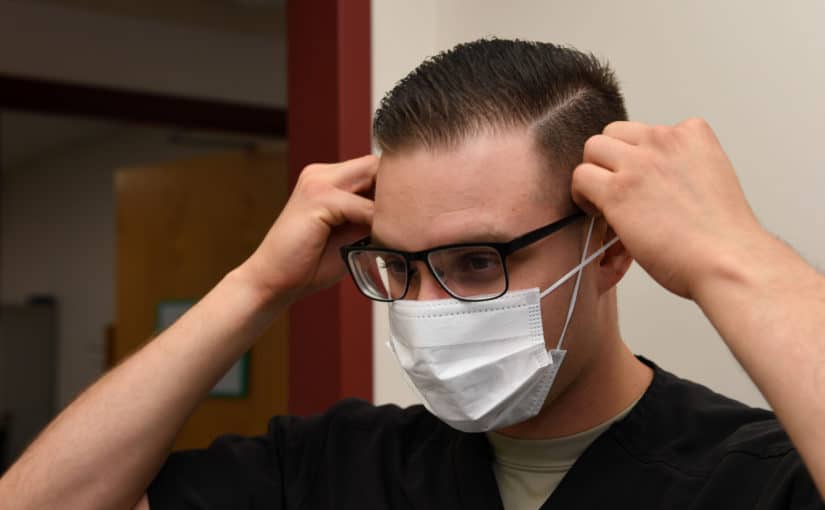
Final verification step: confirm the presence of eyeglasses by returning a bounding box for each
[340,212,584,302]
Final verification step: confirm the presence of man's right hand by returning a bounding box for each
[240,154,379,304]
[0,155,379,510]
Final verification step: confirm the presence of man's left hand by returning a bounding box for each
[571,118,768,300]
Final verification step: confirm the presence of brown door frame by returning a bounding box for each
[287,0,373,415]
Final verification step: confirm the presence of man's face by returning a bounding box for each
[372,129,601,378]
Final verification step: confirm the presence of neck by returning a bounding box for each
[496,327,653,439]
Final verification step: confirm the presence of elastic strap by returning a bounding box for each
[538,218,620,349]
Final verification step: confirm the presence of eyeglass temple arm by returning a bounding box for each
[504,211,585,254]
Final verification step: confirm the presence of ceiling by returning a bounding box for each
[27,0,286,36]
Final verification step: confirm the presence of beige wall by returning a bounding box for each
[371,0,825,408]
[371,0,439,407]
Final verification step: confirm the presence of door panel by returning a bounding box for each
[115,150,288,450]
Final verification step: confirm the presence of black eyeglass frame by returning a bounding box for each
[340,211,585,302]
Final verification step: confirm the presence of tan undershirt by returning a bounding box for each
[486,398,639,510]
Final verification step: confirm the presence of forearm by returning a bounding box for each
[0,264,286,510]
[694,232,825,497]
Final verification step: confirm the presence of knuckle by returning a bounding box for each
[636,146,662,168]
[602,120,622,135]
[583,135,603,156]
[612,172,630,195]
[296,164,325,187]
[682,117,710,131]
[296,172,332,200]
[571,164,588,186]
[303,178,331,198]
[302,163,324,175]
[301,163,332,181]
[650,124,672,141]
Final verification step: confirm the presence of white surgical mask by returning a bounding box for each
[387,217,618,432]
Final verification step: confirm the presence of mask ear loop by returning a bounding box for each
[539,217,620,350]
[556,217,594,349]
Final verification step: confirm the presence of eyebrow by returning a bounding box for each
[370,227,512,251]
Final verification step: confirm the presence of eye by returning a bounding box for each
[388,260,406,274]
[379,258,406,275]
[457,252,501,273]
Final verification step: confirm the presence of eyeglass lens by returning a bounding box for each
[427,246,506,300]
[348,246,506,301]
[348,251,408,300]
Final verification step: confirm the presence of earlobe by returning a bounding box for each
[597,230,633,294]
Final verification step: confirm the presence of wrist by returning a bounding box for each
[691,227,812,307]
[226,261,293,315]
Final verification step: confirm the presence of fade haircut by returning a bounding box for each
[373,39,628,200]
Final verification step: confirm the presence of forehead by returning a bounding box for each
[372,130,567,251]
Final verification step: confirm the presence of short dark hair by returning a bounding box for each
[373,38,627,196]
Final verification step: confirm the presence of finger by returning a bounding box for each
[583,134,636,171]
[602,121,650,145]
[328,154,379,191]
[322,189,375,228]
[571,162,614,215]
[675,117,720,145]
[326,222,371,253]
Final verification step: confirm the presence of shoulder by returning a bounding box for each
[267,398,453,460]
[269,398,442,435]
[611,358,794,477]
[601,359,825,507]
[148,399,450,509]
[568,360,822,509]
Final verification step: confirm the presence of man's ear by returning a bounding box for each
[597,224,633,294]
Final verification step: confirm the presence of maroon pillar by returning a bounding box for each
[287,0,373,415]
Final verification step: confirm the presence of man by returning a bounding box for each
[1,39,824,509]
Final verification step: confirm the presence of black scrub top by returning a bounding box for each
[148,358,824,509]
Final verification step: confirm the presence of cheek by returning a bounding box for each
[539,279,577,348]
[538,265,599,349]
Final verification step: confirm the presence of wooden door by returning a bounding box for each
[114,150,288,450]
